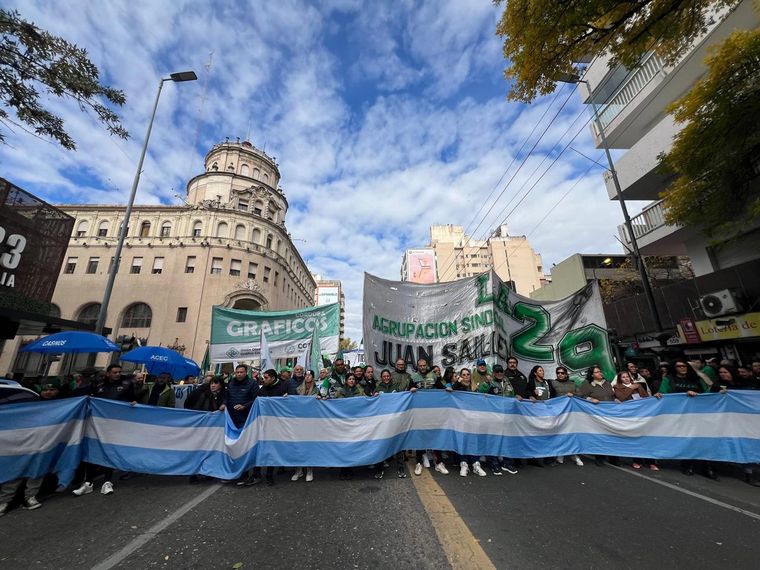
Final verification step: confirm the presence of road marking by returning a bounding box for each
[408,461,497,570]
[608,464,760,521]
[90,483,222,570]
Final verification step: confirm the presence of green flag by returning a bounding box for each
[307,325,321,372]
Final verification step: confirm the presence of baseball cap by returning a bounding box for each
[492,364,504,373]
[476,358,487,366]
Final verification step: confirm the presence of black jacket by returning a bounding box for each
[92,378,135,402]
[225,378,258,427]
[258,378,289,397]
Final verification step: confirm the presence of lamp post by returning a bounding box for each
[557,73,663,332]
[95,71,197,335]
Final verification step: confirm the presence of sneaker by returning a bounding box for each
[459,461,469,477]
[397,466,407,478]
[291,468,304,482]
[555,456,565,464]
[0,502,8,516]
[649,464,659,471]
[491,469,503,476]
[22,497,42,510]
[305,469,314,482]
[472,462,487,477]
[374,469,384,479]
[434,462,449,475]
[73,482,93,496]
[501,465,518,475]
[414,463,423,476]
[422,454,431,468]
[101,481,114,495]
[632,462,641,470]
[574,456,584,467]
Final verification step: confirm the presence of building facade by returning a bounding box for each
[312,275,345,341]
[400,248,437,284]
[407,224,546,296]
[0,139,316,375]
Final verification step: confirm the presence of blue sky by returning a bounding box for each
[0,0,631,341]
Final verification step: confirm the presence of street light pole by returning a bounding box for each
[95,71,197,335]
[557,74,663,332]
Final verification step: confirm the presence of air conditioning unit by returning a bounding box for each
[699,289,741,318]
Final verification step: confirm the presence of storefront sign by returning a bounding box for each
[677,312,760,343]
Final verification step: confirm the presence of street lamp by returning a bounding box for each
[95,71,198,334]
[557,72,663,332]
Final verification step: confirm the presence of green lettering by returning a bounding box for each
[558,324,615,380]
[476,273,493,305]
[511,302,553,362]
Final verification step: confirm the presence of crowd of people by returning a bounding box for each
[2,355,760,517]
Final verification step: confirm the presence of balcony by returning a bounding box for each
[618,200,687,255]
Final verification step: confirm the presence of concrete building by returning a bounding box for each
[581,0,760,275]
[313,275,345,340]
[0,139,316,375]
[530,255,635,301]
[408,224,546,296]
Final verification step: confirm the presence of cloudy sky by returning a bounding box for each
[1,0,633,341]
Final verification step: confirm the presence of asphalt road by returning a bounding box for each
[1,459,759,569]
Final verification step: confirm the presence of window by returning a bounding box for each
[252,228,262,243]
[76,220,89,237]
[176,307,188,323]
[248,262,258,279]
[253,168,260,179]
[139,221,151,237]
[266,234,273,249]
[160,222,171,237]
[122,303,152,328]
[77,303,101,327]
[230,259,242,277]
[241,164,250,177]
[254,200,263,215]
[263,267,271,282]
[234,224,246,240]
[192,221,202,237]
[64,257,77,274]
[152,257,164,274]
[238,199,249,212]
[276,239,281,254]
[263,173,269,183]
[130,257,143,274]
[97,221,109,237]
[210,257,223,274]
[86,257,99,274]
[274,271,279,286]
[185,256,196,274]
[216,222,228,238]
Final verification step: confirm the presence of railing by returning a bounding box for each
[619,199,670,244]
[594,53,666,132]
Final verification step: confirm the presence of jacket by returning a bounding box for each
[527,378,555,400]
[133,383,150,405]
[550,379,576,396]
[477,378,516,397]
[336,384,365,398]
[579,381,615,401]
[92,378,135,402]
[658,374,707,394]
[613,382,648,401]
[471,369,490,391]
[375,380,396,394]
[225,378,259,426]
[186,385,225,411]
[148,383,176,408]
[390,371,411,392]
[410,371,444,390]
[297,382,319,396]
[505,368,530,398]
[259,378,289,397]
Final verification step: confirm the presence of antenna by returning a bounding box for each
[189,51,214,166]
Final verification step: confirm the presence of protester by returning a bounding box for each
[292,370,319,483]
[717,366,746,390]
[336,373,365,398]
[477,364,519,475]
[579,365,619,466]
[527,366,555,402]
[147,372,176,408]
[360,365,376,396]
[614,370,656,471]
[471,359,490,391]
[457,368,473,392]
[373,368,408,478]
[505,356,530,398]
[655,359,718,480]
[226,364,258,429]
[638,365,659,394]
[244,368,288,487]
[450,367,485,476]
[292,365,305,386]
[410,358,449,476]
[752,360,760,383]
[331,358,348,383]
[549,366,584,467]
[374,369,395,394]
[390,358,412,391]
[186,376,225,412]
[737,365,760,389]
[73,364,134,497]
[132,372,150,405]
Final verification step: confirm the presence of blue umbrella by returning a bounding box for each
[120,346,200,380]
[20,331,120,354]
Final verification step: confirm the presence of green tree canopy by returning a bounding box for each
[659,27,760,237]
[339,337,358,351]
[0,9,128,150]
[495,0,739,102]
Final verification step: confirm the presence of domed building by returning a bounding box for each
[0,139,316,375]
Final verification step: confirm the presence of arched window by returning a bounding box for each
[266,234,273,249]
[160,221,171,237]
[234,224,246,240]
[253,168,260,179]
[216,222,228,238]
[192,221,203,237]
[263,173,269,183]
[76,220,89,237]
[122,303,152,328]
[139,221,151,237]
[49,304,61,319]
[276,239,281,254]
[97,221,109,237]
[241,164,250,177]
[76,303,101,327]
[252,228,262,244]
